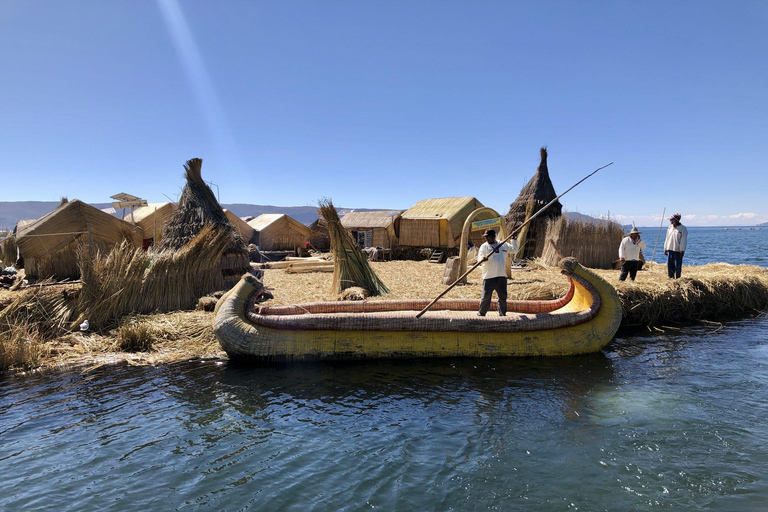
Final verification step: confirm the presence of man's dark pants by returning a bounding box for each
[619,260,639,281]
[667,251,683,278]
[479,276,508,316]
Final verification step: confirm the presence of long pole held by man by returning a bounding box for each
[415,162,614,318]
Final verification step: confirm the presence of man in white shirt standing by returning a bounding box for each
[618,226,646,281]
[664,212,688,279]
[476,229,518,317]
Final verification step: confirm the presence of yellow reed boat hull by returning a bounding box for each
[213,258,622,361]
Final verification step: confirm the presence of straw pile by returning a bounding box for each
[319,199,389,296]
[1,236,17,267]
[541,215,625,269]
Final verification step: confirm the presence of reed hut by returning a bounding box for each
[155,158,250,290]
[308,217,331,252]
[224,209,259,245]
[540,215,625,269]
[340,210,401,249]
[15,199,142,280]
[247,213,311,252]
[399,197,484,248]
[123,202,176,243]
[504,147,562,259]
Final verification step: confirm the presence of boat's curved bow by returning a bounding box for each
[214,258,622,361]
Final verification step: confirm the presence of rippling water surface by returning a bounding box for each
[641,225,768,267]
[3,314,768,511]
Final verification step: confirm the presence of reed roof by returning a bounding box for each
[247,213,311,238]
[15,199,142,260]
[340,210,401,229]
[224,209,258,244]
[123,202,176,225]
[505,147,562,227]
[402,197,483,220]
[155,158,244,252]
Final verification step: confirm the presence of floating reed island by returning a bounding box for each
[2,258,768,372]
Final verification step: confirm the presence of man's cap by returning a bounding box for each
[629,226,642,235]
[669,213,682,222]
[482,229,496,237]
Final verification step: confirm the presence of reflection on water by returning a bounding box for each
[2,316,768,511]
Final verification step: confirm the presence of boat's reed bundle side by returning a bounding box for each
[213,258,622,361]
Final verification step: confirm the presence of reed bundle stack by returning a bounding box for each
[156,158,250,289]
[541,215,625,269]
[319,199,389,296]
[1,236,17,268]
[504,147,562,259]
[614,263,768,329]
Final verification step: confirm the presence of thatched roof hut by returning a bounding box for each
[247,213,311,252]
[504,147,562,259]
[224,209,259,245]
[15,199,142,279]
[399,197,484,248]
[308,217,331,252]
[340,210,401,249]
[155,158,250,290]
[123,202,176,241]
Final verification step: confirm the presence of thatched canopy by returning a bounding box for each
[154,158,249,290]
[15,199,142,279]
[504,147,562,258]
[156,159,243,251]
[399,197,483,248]
[247,213,311,251]
[124,202,176,240]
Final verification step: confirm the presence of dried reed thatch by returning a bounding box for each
[541,215,625,269]
[505,147,562,259]
[124,202,176,241]
[1,236,18,268]
[155,158,250,289]
[246,213,311,252]
[15,199,142,280]
[340,210,401,249]
[319,199,389,296]
[308,217,331,252]
[399,197,484,248]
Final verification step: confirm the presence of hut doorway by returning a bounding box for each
[352,230,373,249]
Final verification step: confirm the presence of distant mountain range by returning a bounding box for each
[0,201,380,230]
[0,201,615,232]
[758,221,768,227]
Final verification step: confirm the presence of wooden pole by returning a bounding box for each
[416,161,613,318]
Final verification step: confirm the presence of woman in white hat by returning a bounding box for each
[618,226,646,281]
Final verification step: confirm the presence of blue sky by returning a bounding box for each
[1,1,766,226]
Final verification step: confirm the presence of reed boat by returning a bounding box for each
[213,258,622,361]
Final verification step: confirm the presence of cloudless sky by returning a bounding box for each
[1,1,766,226]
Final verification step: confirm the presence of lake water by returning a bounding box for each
[639,225,768,267]
[2,227,767,511]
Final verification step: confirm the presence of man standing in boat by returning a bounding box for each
[477,229,518,317]
[618,226,646,281]
[664,213,688,279]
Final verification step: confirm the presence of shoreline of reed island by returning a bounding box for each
[2,259,768,373]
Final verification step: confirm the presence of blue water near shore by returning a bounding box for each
[638,225,768,267]
[1,227,767,511]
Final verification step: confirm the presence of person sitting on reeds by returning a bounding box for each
[618,227,646,282]
[476,229,518,316]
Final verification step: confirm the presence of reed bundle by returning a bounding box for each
[319,199,389,296]
[541,215,625,269]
